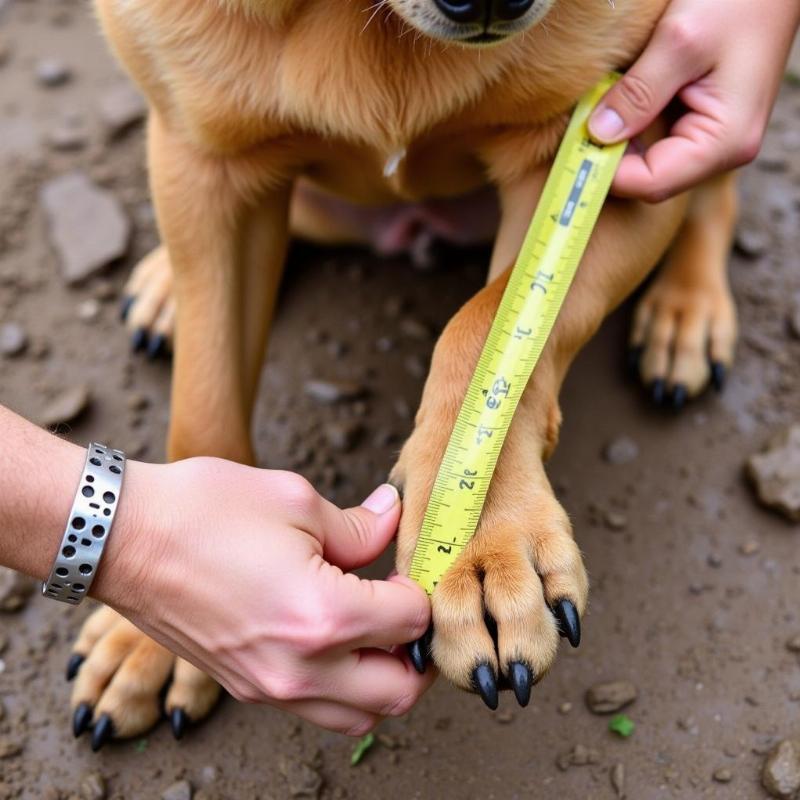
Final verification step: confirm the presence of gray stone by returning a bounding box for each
[98,83,147,138]
[585,680,638,714]
[603,436,639,465]
[161,780,193,800]
[80,772,107,800]
[41,172,131,284]
[762,740,800,799]
[712,767,733,784]
[40,385,91,428]
[304,379,366,405]
[747,425,800,521]
[0,568,34,613]
[35,58,72,87]
[610,762,626,798]
[278,757,323,798]
[735,226,770,258]
[0,323,28,357]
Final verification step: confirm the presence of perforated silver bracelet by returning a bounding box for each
[42,443,126,605]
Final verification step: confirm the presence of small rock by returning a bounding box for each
[603,436,639,466]
[585,680,638,714]
[556,744,600,771]
[0,322,28,357]
[762,739,800,799]
[0,737,22,759]
[735,227,770,258]
[558,702,572,715]
[278,757,323,799]
[47,123,88,152]
[322,421,363,453]
[611,762,626,798]
[495,709,514,724]
[78,298,101,323]
[40,385,91,427]
[786,635,800,653]
[98,83,147,138]
[747,425,800,521]
[738,539,761,556]
[35,58,72,87]
[0,568,34,613]
[41,172,131,285]
[304,379,366,405]
[712,767,733,784]
[707,552,723,568]
[603,510,628,531]
[161,780,193,800]
[80,772,107,800]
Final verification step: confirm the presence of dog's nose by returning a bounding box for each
[490,0,535,21]
[433,0,535,25]
[433,0,486,24]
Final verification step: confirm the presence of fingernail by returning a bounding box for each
[589,106,625,142]
[361,483,399,514]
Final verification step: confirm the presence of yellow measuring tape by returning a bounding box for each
[409,73,626,595]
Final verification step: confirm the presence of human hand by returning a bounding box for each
[100,458,433,736]
[588,0,800,202]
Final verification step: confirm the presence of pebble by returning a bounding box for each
[98,83,147,138]
[78,298,101,322]
[585,680,638,714]
[707,552,723,568]
[39,385,91,427]
[735,227,770,258]
[47,121,88,151]
[747,425,800,521]
[0,568,34,613]
[786,635,800,653]
[603,436,639,465]
[603,510,628,531]
[610,762,626,798]
[161,780,193,800]
[738,539,761,556]
[40,171,131,285]
[322,421,363,453]
[35,58,72,87]
[278,757,323,799]
[558,702,572,715]
[0,322,28,357]
[762,739,800,799]
[0,737,22,759]
[304,379,366,405]
[712,767,733,783]
[556,743,600,771]
[80,772,107,800]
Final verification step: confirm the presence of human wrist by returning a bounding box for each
[89,458,170,616]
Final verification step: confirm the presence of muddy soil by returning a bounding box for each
[1,2,800,798]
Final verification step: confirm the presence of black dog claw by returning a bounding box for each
[671,384,687,411]
[472,663,498,711]
[508,662,533,708]
[146,334,167,361]
[650,378,666,406]
[91,714,114,752]
[119,295,135,323]
[170,708,188,740]
[72,702,93,738]
[552,599,581,648]
[710,361,726,392]
[407,625,432,675]
[131,328,148,353]
[66,653,85,682]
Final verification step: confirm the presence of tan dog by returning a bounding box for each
[67,0,738,746]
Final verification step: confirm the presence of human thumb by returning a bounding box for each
[319,483,402,570]
[588,42,693,144]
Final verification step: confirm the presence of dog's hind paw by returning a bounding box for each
[120,245,175,360]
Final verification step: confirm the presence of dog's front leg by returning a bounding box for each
[67,112,292,743]
[393,168,689,708]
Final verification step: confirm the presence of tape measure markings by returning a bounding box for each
[408,74,627,596]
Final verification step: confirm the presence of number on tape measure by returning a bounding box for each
[408,73,627,596]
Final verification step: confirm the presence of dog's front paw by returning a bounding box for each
[66,606,220,748]
[392,424,587,709]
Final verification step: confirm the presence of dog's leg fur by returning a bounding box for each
[69,112,293,738]
[392,170,690,694]
[631,172,738,405]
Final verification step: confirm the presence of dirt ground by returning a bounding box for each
[1,2,799,798]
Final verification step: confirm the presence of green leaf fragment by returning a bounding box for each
[134,738,149,752]
[609,714,635,738]
[350,733,375,766]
